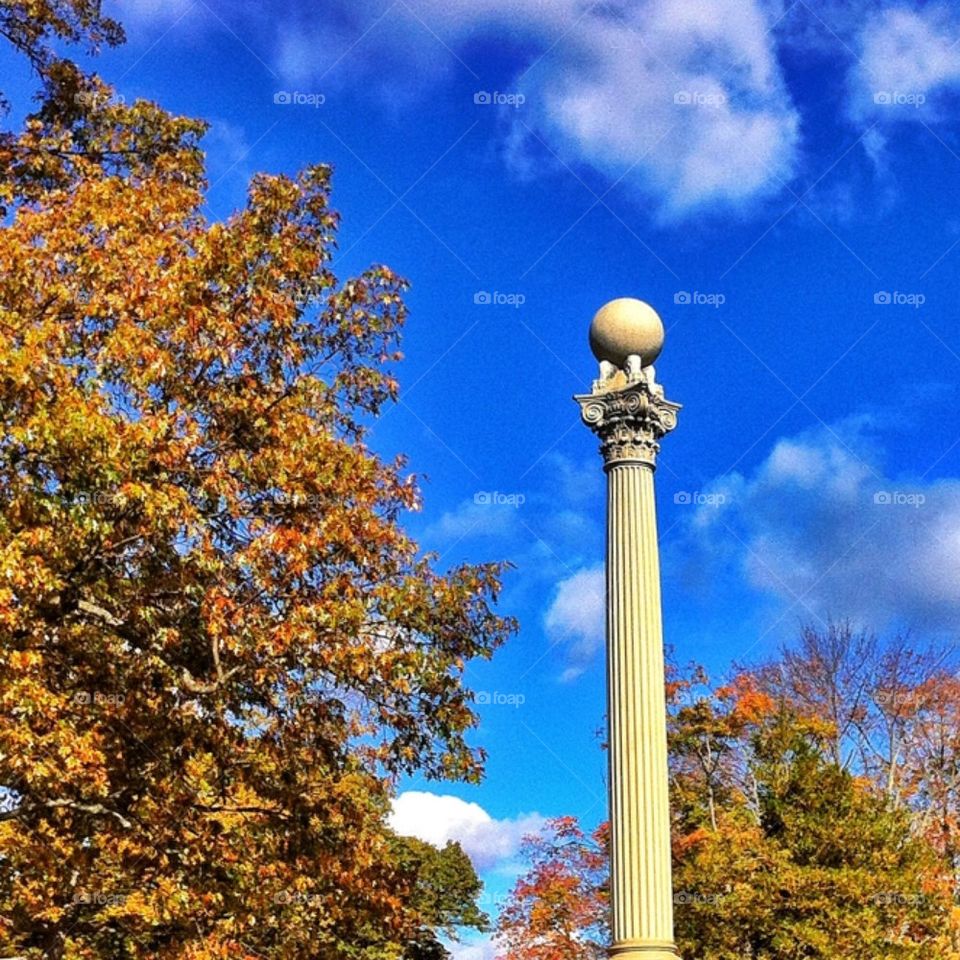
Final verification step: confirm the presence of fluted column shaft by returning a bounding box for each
[605,461,676,959]
[576,370,681,960]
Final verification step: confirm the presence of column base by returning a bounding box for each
[609,941,679,960]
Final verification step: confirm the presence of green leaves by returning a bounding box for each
[499,657,959,960]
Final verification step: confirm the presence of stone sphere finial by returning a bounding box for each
[589,298,665,369]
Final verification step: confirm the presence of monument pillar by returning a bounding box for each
[575,299,681,960]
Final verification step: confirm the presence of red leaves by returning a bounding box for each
[496,818,609,960]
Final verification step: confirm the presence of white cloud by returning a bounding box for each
[546,453,602,506]
[850,6,960,122]
[384,0,577,35]
[259,0,800,217]
[108,0,201,30]
[450,936,499,960]
[861,126,889,174]
[425,498,522,544]
[679,417,960,630]
[519,1,799,216]
[120,0,960,216]
[544,565,605,681]
[203,119,257,189]
[389,791,544,870]
[506,0,800,217]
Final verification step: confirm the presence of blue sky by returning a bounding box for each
[7,0,960,952]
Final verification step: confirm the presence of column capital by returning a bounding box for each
[575,366,680,469]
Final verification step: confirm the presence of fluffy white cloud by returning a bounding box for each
[261,0,799,216]
[389,791,544,870]
[515,0,799,217]
[680,417,960,630]
[544,564,605,681]
[116,1,960,214]
[850,6,960,121]
[449,936,499,960]
[112,0,806,214]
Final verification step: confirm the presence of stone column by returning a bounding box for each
[575,299,681,960]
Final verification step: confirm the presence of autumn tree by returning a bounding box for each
[751,623,960,878]
[0,3,512,957]
[749,623,953,789]
[495,817,608,960]
[668,665,774,831]
[498,654,960,960]
[672,705,954,959]
[907,673,960,876]
[392,838,489,960]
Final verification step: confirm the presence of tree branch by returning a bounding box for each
[0,798,133,829]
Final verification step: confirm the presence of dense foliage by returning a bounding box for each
[0,3,512,957]
[497,625,960,960]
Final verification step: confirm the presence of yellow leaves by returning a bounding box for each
[0,28,511,957]
[7,649,42,671]
[184,751,219,793]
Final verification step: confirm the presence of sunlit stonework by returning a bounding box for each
[576,365,680,468]
[577,298,682,960]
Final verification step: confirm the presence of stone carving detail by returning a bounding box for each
[575,375,680,468]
